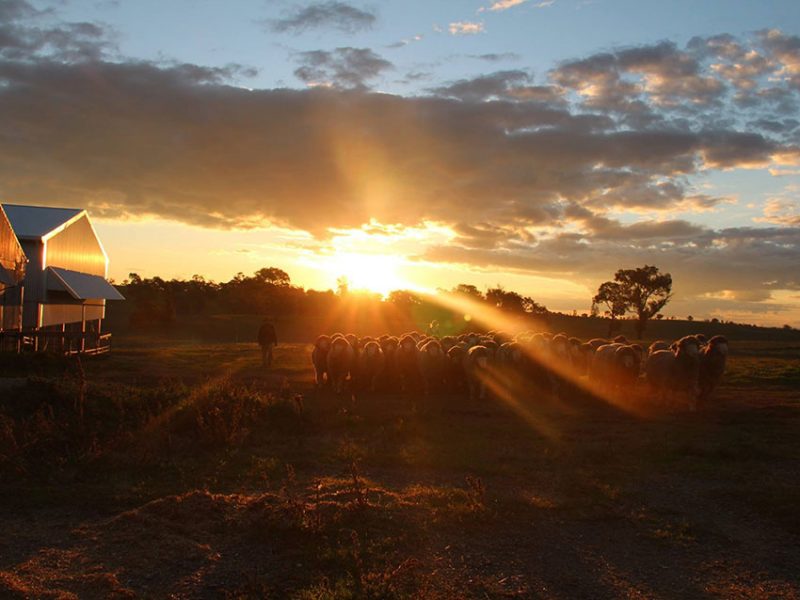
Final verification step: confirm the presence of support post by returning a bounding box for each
[80,304,86,353]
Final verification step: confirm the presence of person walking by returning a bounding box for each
[257,317,278,367]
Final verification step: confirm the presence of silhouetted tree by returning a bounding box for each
[336,276,349,296]
[388,290,421,311]
[592,281,627,336]
[612,265,672,339]
[254,267,291,287]
[451,284,485,302]
[486,287,526,313]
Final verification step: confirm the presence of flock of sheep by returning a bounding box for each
[310,330,729,409]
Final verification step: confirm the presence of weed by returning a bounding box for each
[464,475,486,511]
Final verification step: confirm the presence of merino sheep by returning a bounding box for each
[397,334,421,392]
[673,336,702,409]
[587,338,610,351]
[698,335,729,403]
[645,349,677,404]
[418,339,447,394]
[311,335,332,387]
[464,345,492,400]
[648,340,670,356]
[379,336,400,391]
[327,336,355,394]
[357,341,385,392]
[445,345,467,392]
[614,344,642,391]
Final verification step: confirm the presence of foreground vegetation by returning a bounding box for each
[1,338,799,598]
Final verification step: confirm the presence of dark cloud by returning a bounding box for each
[294,47,392,89]
[419,224,800,309]
[0,0,114,62]
[0,58,789,236]
[470,52,521,62]
[268,1,376,34]
[431,70,565,106]
[0,0,42,21]
[1,15,799,310]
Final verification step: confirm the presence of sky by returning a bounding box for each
[1,0,800,325]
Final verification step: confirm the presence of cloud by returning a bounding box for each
[293,47,392,89]
[482,0,528,11]
[267,1,376,34]
[449,21,484,35]
[0,1,115,62]
[757,197,800,227]
[1,16,799,309]
[386,34,423,49]
[470,52,521,62]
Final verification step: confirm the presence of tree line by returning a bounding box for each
[119,265,673,338]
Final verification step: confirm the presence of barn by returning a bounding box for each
[0,205,28,347]
[1,203,124,353]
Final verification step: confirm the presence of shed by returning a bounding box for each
[2,203,123,352]
[0,204,27,335]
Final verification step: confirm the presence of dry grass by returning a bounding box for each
[0,339,798,598]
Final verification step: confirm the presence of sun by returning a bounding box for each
[331,252,410,296]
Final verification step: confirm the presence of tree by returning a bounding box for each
[388,290,421,311]
[254,267,291,287]
[452,284,485,302]
[486,286,526,313]
[336,276,349,296]
[615,265,672,339]
[592,281,628,336]
[522,296,548,315]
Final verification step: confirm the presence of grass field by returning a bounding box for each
[1,338,799,598]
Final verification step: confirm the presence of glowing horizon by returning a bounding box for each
[2,1,799,328]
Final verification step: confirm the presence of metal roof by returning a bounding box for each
[47,266,125,301]
[1,204,85,240]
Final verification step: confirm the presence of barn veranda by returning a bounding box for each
[0,333,798,598]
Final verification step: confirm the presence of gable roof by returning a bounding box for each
[47,267,125,301]
[1,204,85,241]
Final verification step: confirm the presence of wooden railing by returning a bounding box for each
[0,330,112,355]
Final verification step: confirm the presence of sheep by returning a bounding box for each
[345,333,360,356]
[311,335,332,387]
[327,336,355,394]
[645,349,677,404]
[498,341,526,370]
[418,339,447,394]
[589,343,622,384]
[397,334,421,392]
[648,340,670,356]
[698,335,729,404]
[587,338,610,351]
[445,345,467,392]
[614,344,642,392]
[550,334,570,364]
[465,332,481,348]
[379,336,400,391]
[482,339,500,358]
[464,345,492,400]
[566,338,587,376]
[673,336,703,409]
[574,342,595,377]
[356,341,385,392]
[440,336,457,352]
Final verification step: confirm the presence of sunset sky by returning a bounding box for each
[1,0,800,325]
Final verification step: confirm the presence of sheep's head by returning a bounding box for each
[708,335,729,356]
